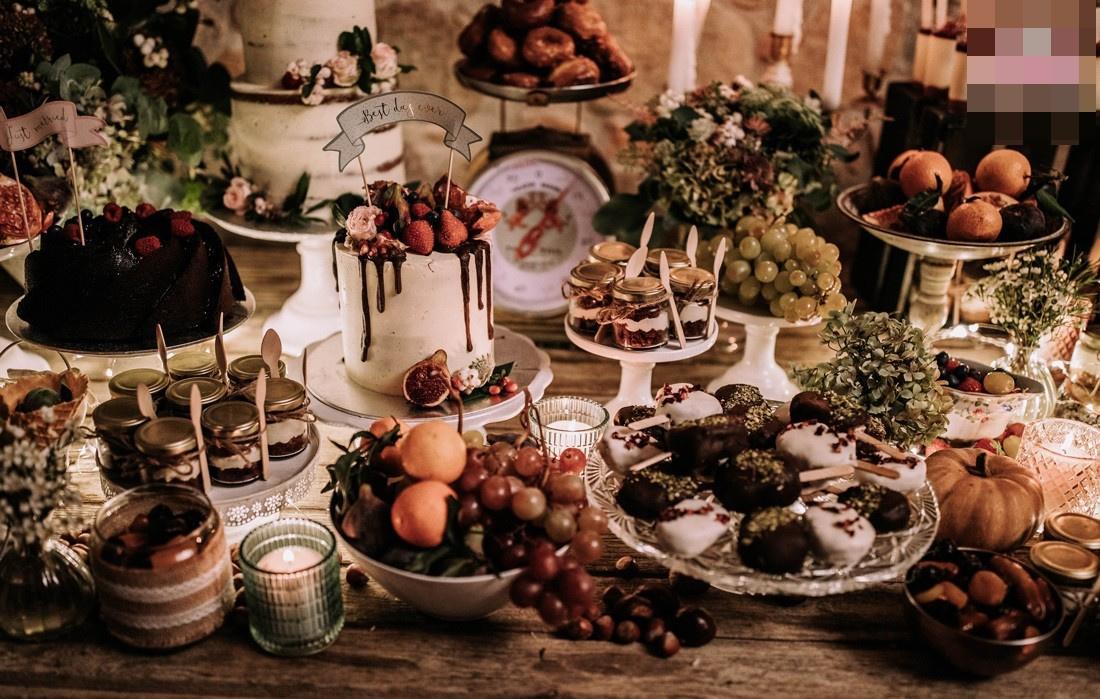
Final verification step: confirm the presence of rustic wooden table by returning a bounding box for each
[0,238,1096,698]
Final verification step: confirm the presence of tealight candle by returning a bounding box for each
[529,396,610,458]
[1017,419,1100,518]
[257,545,323,574]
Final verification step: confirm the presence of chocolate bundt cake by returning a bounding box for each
[18,203,245,344]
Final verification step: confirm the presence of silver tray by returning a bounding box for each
[454,62,634,105]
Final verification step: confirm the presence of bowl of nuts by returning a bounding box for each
[903,542,1066,676]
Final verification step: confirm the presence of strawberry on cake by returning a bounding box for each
[334,177,502,402]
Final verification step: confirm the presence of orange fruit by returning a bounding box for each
[975,150,1031,198]
[887,149,921,180]
[946,200,1002,242]
[399,421,467,483]
[390,480,455,548]
[899,151,953,197]
[370,416,408,470]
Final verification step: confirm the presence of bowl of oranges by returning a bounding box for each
[328,418,607,621]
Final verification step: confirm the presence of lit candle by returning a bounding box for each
[257,545,323,573]
[668,0,697,94]
[547,419,594,431]
[913,0,933,82]
[864,0,890,72]
[934,0,948,29]
[772,0,802,36]
[821,0,853,111]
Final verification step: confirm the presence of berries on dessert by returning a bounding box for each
[134,235,163,257]
[410,202,432,219]
[169,210,196,237]
[63,222,82,243]
[435,210,469,251]
[403,219,435,256]
[103,203,123,223]
[135,202,157,219]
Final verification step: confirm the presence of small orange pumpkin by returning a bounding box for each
[926,448,1044,552]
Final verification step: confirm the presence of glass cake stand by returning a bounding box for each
[585,452,940,597]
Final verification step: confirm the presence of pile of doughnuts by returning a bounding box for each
[458,0,633,88]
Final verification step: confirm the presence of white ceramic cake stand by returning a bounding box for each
[294,325,553,430]
[706,299,819,403]
[207,213,339,356]
[563,320,718,417]
[0,239,48,374]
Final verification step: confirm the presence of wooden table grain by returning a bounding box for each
[0,237,1096,699]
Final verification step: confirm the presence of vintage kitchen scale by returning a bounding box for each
[455,64,633,316]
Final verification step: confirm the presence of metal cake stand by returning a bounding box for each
[0,238,48,374]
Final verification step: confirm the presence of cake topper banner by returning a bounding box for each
[325,91,481,171]
[0,102,107,152]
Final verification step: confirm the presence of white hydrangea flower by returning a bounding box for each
[687,115,716,142]
[713,115,745,148]
[655,90,683,118]
[451,367,481,395]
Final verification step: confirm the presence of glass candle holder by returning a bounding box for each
[1016,418,1100,517]
[239,518,344,656]
[527,396,609,458]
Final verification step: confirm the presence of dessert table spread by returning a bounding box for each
[0,239,1096,698]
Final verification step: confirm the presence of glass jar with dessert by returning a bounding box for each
[201,402,263,485]
[90,484,233,649]
[668,267,716,340]
[134,418,205,489]
[166,350,220,381]
[1066,327,1100,408]
[162,377,228,417]
[227,355,287,389]
[93,397,151,488]
[564,261,622,335]
[609,277,670,350]
[643,248,691,277]
[588,240,637,268]
[242,378,313,458]
[107,368,171,402]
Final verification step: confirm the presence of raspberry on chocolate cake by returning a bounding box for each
[18,204,245,345]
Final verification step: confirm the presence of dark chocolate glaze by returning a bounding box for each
[457,247,473,352]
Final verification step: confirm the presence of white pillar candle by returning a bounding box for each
[864,0,890,72]
[920,0,933,28]
[822,0,853,110]
[934,0,948,29]
[257,545,323,573]
[773,0,802,36]
[914,0,934,82]
[694,0,711,44]
[668,0,697,94]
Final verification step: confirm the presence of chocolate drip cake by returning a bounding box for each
[19,204,245,344]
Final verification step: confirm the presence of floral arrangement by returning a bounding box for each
[971,247,1097,350]
[793,306,951,448]
[595,78,857,242]
[198,158,323,226]
[0,424,78,554]
[281,26,413,106]
[0,1,231,211]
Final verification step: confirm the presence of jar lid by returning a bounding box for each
[669,266,716,295]
[135,417,199,458]
[1029,540,1099,583]
[1044,511,1100,550]
[167,350,219,380]
[108,368,170,398]
[1079,327,1100,350]
[569,262,622,290]
[202,401,261,439]
[227,355,286,383]
[165,377,228,409]
[589,240,637,265]
[644,248,691,274]
[243,377,307,412]
[612,276,667,304]
[93,397,149,431]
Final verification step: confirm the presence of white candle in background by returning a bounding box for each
[257,545,323,574]
[667,0,697,94]
[694,0,711,44]
[865,0,890,72]
[773,0,802,36]
[934,0,948,28]
[914,0,933,82]
[821,0,853,110]
[547,419,594,431]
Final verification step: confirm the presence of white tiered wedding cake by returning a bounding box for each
[228,0,404,211]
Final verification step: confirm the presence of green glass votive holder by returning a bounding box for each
[239,517,344,656]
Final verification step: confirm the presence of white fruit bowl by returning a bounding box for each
[943,361,1043,442]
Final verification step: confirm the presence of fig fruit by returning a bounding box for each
[998,202,1046,242]
[402,349,452,407]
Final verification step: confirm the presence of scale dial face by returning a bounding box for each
[470,150,610,316]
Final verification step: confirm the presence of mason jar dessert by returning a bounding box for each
[227,354,287,389]
[93,397,150,488]
[1066,328,1100,408]
[166,350,220,381]
[91,484,232,649]
[588,240,637,268]
[669,267,717,339]
[565,262,622,335]
[643,248,692,277]
[609,277,670,350]
[202,401,263,485]
[163,377,228,417]
[108,368,170,402]
[243,377,312,458]
[134,417,205,489]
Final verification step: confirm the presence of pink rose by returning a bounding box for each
[222,177,252,215]
[371,43,399,80]
[301,81,326,106]
[345,205,382,242]
[327,51,360,87]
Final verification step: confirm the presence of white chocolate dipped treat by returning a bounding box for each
[655,498,731,558]
[598,426,664,474]
[654,383,722,424]
[776,420,855,470]
[805,502,875,566]
[857,449,927,493]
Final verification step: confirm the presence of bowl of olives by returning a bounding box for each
[936,354,1043,442]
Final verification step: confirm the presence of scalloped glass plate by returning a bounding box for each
[585,453,940,596]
